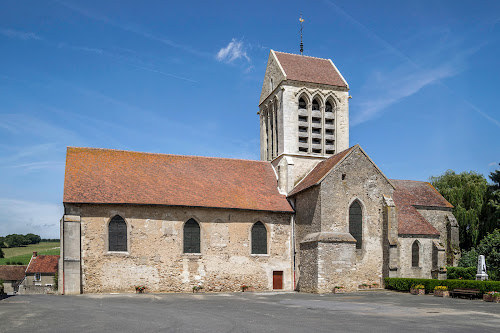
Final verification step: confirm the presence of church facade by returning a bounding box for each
[59,50,459,294]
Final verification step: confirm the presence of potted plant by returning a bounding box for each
[483,291,500,303]
[433,285,449,297]
[410,284,425,295]
[192,285,204,293]
[358,283,370,290]
[241,284,249,292]
[135,285,147,294]
[333,286,346,294]
[371,283,380,289]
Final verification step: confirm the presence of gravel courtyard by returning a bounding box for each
[1,290,499,333]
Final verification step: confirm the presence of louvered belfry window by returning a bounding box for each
[184,219,201,253]
[109,215,127,252]
[349,201,363,249]
[252,222,267,254]
[412,241,420,267]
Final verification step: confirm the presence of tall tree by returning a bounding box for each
[430,170,488,250]
[485,163,500,234]
[0,247,4,258]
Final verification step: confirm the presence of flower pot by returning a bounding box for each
[410,288,425,295]
[333,288,346,294]
[434,290,449,297]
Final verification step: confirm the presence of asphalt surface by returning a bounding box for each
[1,290,499,332]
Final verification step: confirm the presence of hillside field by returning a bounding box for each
[0,242,60,265]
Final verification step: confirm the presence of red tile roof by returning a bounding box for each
[391,180,451,235]
[26,255,59,274]
[64,147,293,213]
[0,265,27,281]
[274,51,348,88]
[288,146,356,197]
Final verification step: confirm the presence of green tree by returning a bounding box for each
[476,229,500,281]
[5,234,29,247]
[25,233,41,245]
[430,170,489,250]
[485,164,500,234]
[0,247,4,258]
[0,236,5,248]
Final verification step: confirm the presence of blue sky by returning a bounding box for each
[1,0,499,238]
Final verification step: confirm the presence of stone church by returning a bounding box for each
[59,50,459,294]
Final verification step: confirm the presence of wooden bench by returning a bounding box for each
[449,288,480,299]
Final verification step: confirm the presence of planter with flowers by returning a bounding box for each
[333,286,346,294]
[410,285,425,295]
[433,286,449,297]
[192,285,204,293]
[358,283,371,290]
[483,291,500,303]
[135,285,147,294]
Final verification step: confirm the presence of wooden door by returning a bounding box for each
[273,271,283,289]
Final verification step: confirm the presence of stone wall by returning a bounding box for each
[293,146,394,292]
[416,208,460,265]
[398,236,437,279]
[64,204,293,293]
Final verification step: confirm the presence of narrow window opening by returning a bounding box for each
[312,99,320,111]
[251,222,267,254]
[412,241,420,267]
[184,219,201,253]
[325,139,334,145]
[109,215,127,252]
[312,148,321,153]
[325,119,334,125]
[325,129,334,135]
[298,98,307,109]
[312,117,321,124]
[299,147,308,152]
[298,126,308,133]
[326,150,335,154]
[349,201,363,249]
[312,128,321,134]
[298,115,308,122]
[312,138,321,144]
[342,173,346,180]
[299,137,308,143]
[325,101,333,113]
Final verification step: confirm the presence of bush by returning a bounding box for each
[446,266,476,280]
[384,278,500,294]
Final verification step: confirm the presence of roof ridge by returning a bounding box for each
[67,147,268,164]
[273,50,332,61]
[390,179,429,183]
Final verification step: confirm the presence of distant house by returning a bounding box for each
[24,252,59,287]
[0,265,27,294]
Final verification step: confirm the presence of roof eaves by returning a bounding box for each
[328,59,349,90]
[271,49,287,80]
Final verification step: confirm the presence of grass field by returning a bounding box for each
[0,242,60,265]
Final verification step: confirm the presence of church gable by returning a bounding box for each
[259,50,287,104]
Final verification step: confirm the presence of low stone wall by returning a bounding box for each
[18,285,56,295]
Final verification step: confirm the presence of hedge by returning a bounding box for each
[384,278,500,294]
[446,266,476,280]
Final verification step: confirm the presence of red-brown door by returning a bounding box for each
[273,271,283,289]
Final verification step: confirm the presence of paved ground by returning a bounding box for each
[1,290,499,332]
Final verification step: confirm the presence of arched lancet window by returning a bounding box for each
[349,201,363,249]
[184,219,200,253]
[251,222,267,254]
[412,241,420,267]
[312,99,320,111]
[109,215,127,252]
[298,97,307,109]
[325,101,333,113]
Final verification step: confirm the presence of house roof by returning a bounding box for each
[26,255,59,274]
[391,180,451,236]
[0,265,27,281]
[64,147,294,213]
[288,146,355,197]
[273,51,348,88]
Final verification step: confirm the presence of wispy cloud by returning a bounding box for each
[0,198,62,238]
[351,64,457,126]
[0,28,42,40]
[55,0,209,58]
[216,39,250,63]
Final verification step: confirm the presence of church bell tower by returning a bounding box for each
[259,50,350,194]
